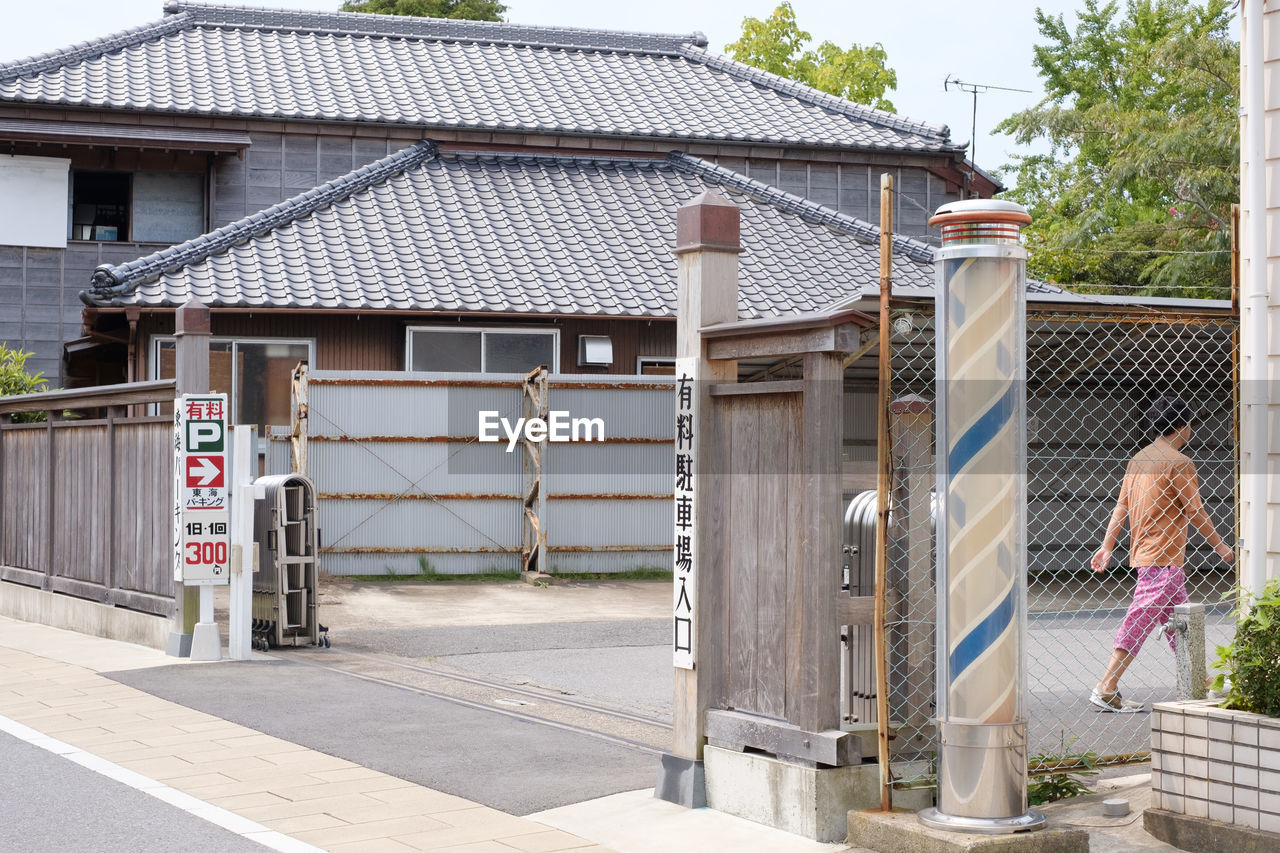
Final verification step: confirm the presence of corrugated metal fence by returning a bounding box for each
[272,370,674,576]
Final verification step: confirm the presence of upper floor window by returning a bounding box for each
[407,327,559,373]
[70,170,205,243]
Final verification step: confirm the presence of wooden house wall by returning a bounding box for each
[133,311,676,378]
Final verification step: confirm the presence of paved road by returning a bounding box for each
[107,654,658,817]
[327,608,1234,766]
[0,731,269,853]
[339,620,672,719]
[1024,606,1235,762]
[115,582,1232,823]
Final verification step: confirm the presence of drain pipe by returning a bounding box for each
[1243,1,1270,599]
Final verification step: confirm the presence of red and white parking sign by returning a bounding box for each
[186,455,225,488]
[173,394,231,585]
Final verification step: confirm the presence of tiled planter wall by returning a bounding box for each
[1151,699,1280,834]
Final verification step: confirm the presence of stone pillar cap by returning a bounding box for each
[175,299,211,335]
[675,191,742,255]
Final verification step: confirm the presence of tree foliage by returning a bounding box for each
[997,0,1237,298]
[725,3,897,112]
[0,344,48,424]
[339,0,505,21]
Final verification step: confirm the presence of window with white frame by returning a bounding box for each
[152,337,313,433]
[406,327,559,373]
[637,356,676,376]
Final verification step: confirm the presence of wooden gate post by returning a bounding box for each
[798,348,844,733]
[167,299,210,658]
[656,191,739,808]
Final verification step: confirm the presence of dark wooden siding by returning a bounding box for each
[722,156,962,235]
[134,311,676,377]
[556,317,675,374]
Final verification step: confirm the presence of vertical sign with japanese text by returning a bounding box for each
[173,394,231,585]
[673,358,696,670]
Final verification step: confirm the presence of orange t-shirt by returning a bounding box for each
[1117,442,1204,567]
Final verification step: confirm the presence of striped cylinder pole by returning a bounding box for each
[918,200,1045,834]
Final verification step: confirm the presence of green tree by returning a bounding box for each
[0,343,48,423]
[725,3,897,112]
[339,0,505,21]
[997,0,1237,298]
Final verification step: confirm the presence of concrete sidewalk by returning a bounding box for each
[0,615,851,853]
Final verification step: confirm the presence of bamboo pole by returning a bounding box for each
[874,173,894,811]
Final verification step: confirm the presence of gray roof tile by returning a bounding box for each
[2,1,958,152]
[85,142,944,316]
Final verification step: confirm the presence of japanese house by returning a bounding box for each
[0,0,998,428]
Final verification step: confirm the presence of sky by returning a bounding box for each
[0,0,1115,177]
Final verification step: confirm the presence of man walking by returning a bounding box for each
[1089,395,1234,712]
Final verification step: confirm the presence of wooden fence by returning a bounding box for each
[0,381,177,616]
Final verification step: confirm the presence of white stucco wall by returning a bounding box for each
[1240,1,1280,592]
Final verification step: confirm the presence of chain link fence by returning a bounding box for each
[875,305,1238,790]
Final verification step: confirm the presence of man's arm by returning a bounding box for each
[1177,461,1234,564]
[1092,466,1130,572]
[1091,501,1128,573]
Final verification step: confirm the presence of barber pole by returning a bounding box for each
[919,200,1045,833]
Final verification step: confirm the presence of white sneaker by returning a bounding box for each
[1089,688,1145,713]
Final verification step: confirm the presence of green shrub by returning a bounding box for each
[0,344,48,423]
[1212,579,1280,718]
[1027,745,1098,806]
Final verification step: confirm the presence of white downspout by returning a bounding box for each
[1243,0,1270,598]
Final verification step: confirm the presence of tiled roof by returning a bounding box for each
[1,2,959,153]
[84,142,939,317]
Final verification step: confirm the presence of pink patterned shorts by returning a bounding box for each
[1113,565,1188,655]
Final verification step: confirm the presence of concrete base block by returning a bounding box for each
[189,621,222,661]
[1144,807,1280,853]
[847,809,1088,853]
[704,744,885,842]
[166,631,193,658]
[0,581,170,649]
[654,754,705,808]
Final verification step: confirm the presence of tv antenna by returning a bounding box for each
[944,75,1032,167]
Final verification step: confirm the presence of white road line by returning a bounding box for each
[0,714,327,853]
